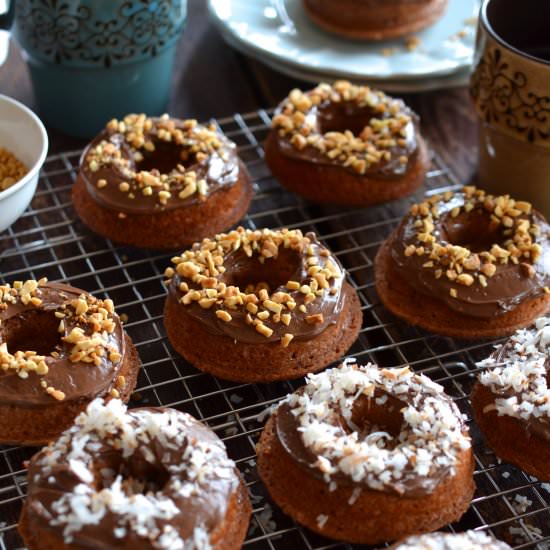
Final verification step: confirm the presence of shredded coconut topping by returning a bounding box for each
[29,399,237,549]
[478,316,550,421]
[272,81,414,175]
[393,530,511,550]
[280,359,470,494]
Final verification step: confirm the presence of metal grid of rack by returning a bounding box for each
[1,109,549,550]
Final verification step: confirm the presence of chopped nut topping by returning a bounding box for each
[165,228,343,344]
[306,313,324,324]
[281,333,294,347]
[46,386,66,401]
[84,114,237,208]
[216,310,232,322]
[272,81,414,175]
[256,323,274,338]
[403,187,546,291]
[0,279,124,401]
[404,35,421,52]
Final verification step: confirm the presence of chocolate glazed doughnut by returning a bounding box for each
[163,227,362,382]
[375,186,550,339]
[72,114,253,249]
[472,316,550,481]
[0,279,139,445]
[302,0,448,41]
[265,81,429,206]
[257,360,474,544]
[19,399,252,550]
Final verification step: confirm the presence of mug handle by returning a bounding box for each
[0,0,14,30]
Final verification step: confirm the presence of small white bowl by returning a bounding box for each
[0,94,48,232]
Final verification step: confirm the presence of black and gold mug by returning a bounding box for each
[471,0,550,215]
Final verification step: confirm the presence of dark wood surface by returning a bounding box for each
[0,0,478,181]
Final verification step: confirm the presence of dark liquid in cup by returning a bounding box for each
[522,46,550,62]
[486,0,550,64]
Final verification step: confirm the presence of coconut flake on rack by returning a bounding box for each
[477,316,550,421]
[393,530,511,550]
[282,359,470,494]
[35,398,236,549]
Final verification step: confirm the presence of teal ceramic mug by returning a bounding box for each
[0,0,186,137]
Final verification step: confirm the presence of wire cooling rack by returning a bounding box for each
[1,109,550,550]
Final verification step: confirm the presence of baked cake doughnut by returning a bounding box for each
[257,360,474,544]
[163,227,362,382]
[302,0,448,41]
[391,531,512,550]
[375,186,550,339]
[73,113,253,249]
[265,81,429,206]
[0,278,139,445]
[472,316,550,480]
[19,398,251,550]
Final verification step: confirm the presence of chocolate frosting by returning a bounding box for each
[390,193,550,318]
[25,406,240,549]
[274,97,419,179]
[169,233,347,344]
[79,119,240,215]
[0,283,126,406]
[275,388,466,498]
[488,341,550,442]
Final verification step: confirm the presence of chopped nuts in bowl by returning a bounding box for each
[0,94,48,232]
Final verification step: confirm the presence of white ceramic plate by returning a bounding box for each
[0,95,48,232]
[219,24,470,92]
[209,0,479,81]
[0,31,9,67]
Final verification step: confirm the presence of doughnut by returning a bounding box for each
[472,316,550,480]
[302,0,448,41]
[257,360,474,544]
[391,531,512,550]
[163,227,362,382]
[265,81,429,206]
[375,186,550,339]
[19,398,251,550]
[0,278,139,445]
[72,114,253,249]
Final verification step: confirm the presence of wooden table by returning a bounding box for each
[0,0,478,181]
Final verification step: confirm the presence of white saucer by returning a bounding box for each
[219,25,470,93]
[209,0,480,82]
[0,31,9,67]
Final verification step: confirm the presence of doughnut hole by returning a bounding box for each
[222,248,302,294]
[3,310,61,356]
[317,101,375,137]
[136,140,196,174]
[347,390,406,449]
[441,210,505,252]
[95,454,170,496]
